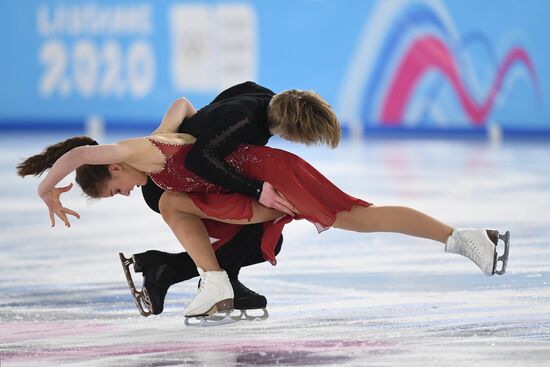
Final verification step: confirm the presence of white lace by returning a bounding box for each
[458,234,482,265]
[447,229,495,275]
[196,268,207,295]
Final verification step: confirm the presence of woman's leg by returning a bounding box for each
[159,191,281,317]
[160,208,220,271]
[333,204,509,276]
[333,205,453,244]
[161,192,283,224]
[159,191,283,271]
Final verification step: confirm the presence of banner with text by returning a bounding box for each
[0,0,548,135]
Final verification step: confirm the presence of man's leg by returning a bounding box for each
[132,223,283,315]
[215,225,283,310]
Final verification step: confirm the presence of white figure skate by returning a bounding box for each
[184,268,234,320]
[445,228,510,275]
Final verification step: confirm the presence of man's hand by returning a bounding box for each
[39,183,80,227]
[258,182,299,216]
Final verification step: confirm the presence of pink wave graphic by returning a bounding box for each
[381,36,540,125]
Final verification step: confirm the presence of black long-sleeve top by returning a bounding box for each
[178,81,275,199]
[142,81,274,213]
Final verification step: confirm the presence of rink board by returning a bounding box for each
[1,134,549,366]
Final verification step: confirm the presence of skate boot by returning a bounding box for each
[445,228,510,275]
[232,278,267,309]
[230,278,269,321]
[132,250,175,271]
[119,251,179,316]
[183,268,234,317]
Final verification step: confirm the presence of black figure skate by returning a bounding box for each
[230,278,269,321]
[119,253,154,316]
[119,251,180,317]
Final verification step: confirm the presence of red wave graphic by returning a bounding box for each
[380,36,540,125]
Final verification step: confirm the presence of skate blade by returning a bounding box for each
[184,311,237,327]
[233,308,269,321]
[118,252,153,317]
[494,231,510,275]
[185,298,234,318]
[210,308,269,321]
[184,309,269,327]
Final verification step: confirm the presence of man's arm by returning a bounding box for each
[185,113,265,199]
[183,85,297,214]
[186,120,296,215]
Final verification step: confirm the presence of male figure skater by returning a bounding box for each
[124,81,339,317]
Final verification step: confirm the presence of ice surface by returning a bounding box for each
[1,134,549,366]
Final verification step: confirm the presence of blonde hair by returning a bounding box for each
[267,89,341,148]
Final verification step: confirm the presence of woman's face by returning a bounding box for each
[100,164,147,198]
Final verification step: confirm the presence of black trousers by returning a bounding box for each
[140,179,283,282]
[164,223,283,283]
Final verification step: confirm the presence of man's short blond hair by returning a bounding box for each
[267,89,341,148]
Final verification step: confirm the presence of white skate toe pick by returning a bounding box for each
[183,268,234,317]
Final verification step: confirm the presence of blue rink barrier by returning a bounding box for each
[3,118,550,142]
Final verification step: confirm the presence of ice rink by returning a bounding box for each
[1,133,549,366]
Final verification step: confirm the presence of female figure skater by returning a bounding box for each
[17,134,510,319]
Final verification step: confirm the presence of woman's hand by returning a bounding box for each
[39,183,80,227]
[258,182,299,216]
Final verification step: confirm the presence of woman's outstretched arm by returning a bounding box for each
[37,142,135,227]
[37,143,131,197]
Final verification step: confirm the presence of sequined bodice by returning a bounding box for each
[147,138,223,193]
[146,137,272,193]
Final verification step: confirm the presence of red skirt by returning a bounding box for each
[190,147,371,264]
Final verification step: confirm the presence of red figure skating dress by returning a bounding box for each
[147,135,370,264]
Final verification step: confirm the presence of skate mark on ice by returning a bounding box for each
[0,321,114,343]
[1,339,399,365]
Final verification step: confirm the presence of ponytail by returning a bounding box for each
[17,136,98,177]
